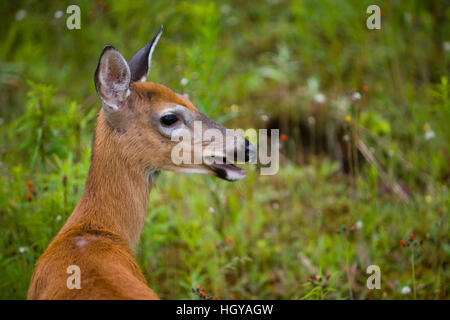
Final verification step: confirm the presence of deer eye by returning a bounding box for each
[160,114,179,126]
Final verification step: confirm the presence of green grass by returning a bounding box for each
[137,161,448,300]
[0,0,449,299]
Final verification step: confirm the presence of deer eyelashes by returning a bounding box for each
[94,25,163,111]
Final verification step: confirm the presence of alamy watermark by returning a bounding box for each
[366,265,381,289]
[66,5,81,30]
[366,5,381,30]
[169,122,280,176]
[66,264,81,289]
[62,4,381,31]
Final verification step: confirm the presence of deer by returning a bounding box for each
[27,26,255,300]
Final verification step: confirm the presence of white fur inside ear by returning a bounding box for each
[97,49,131,110]
[99,70,119,111]
[145,28,163,81]
[103,102,118,111]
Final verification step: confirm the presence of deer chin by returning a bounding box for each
[205,157,247,181]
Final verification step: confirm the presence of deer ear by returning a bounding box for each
[128,25,163,83]
[94,46,131,111]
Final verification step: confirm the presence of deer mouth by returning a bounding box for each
[205,156,247,181]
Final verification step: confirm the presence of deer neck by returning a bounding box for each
[62,112,154,249]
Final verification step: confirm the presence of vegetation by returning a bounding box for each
[0,0,449,299]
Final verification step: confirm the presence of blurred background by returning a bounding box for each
[0,0,448,299]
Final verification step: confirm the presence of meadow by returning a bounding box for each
[0,0,448,299]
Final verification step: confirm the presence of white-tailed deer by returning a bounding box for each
[27,26,255,300]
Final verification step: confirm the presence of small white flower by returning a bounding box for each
[343,134,350,142]
[313,93,326,104]
[180,78,189,86]
[54,10,64,19]
[356,220,363,230]
[15,9,27,21]
[424,130,435,140]
[56,215,62,222]
[307,116,316,126]
[19,247,29,254]
[208,207,215,214]
[443,41,450,52]
[260,114,269,122]
[352,92,361,101]
[334,97,350,113]
[220,4,231,15]
[401,286,411,295]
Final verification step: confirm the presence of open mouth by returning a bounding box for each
[206,156,247,181]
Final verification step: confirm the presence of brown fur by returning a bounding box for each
[27,82,199,300]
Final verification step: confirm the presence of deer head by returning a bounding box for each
[94,26,255,182]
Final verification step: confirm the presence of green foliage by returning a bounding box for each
[359,111,391,136]
[10,81,60,169]
[0,0,449,300]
